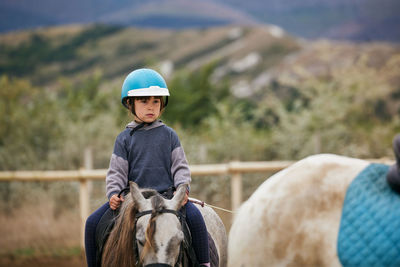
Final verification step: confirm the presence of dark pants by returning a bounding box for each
[84,201,209,267]
[185,201,210,264]
[84,202,110,267]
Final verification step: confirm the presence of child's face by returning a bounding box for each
[134,96,161,123]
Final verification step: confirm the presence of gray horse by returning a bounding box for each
[229,154,400,267]
[102,182,227,267]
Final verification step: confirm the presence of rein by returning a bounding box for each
[189,197,235,214]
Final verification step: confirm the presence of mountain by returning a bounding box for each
[0,0,399,42]
[0,0,256,31]
[219,0,400,42]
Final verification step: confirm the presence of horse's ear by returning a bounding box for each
[169,183,188,211]
[129,181,147,211]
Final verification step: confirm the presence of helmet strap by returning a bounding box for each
[164,96,168,107]
[129,100,147,124]
[130,122,149,136]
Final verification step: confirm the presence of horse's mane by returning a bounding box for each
[101,188,166,267]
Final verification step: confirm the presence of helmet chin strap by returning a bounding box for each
[130,122,146,136]
[164,96,168,107]
[133,114,145,124]
[130,118,156,136]
[128,99,143,122]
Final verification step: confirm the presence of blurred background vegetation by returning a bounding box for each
[0,23,399,262]
[1,24,398,171]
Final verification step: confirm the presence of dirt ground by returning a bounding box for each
[0,255,86,267]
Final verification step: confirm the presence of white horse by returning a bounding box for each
[102,182,228,267]
[228,154,396,267]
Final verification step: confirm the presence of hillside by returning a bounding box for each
[1,24,399,167]
[1,24,399,99]
[0,24,297,88]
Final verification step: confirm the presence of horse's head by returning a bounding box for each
[130,181,188,267]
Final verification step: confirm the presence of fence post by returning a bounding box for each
[79,179,89,250]
[79,148,92,250]
[230,162,243,211]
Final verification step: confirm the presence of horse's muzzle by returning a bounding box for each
[144,264,173,267]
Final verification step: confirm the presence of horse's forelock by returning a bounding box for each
[151,195,167,213]
[147,195,167,242]
[141,189,159,199]
[140,195,168,261]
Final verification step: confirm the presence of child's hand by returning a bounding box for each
[173,189,189,206]
[182,191,189,206]
[109,194,124,210]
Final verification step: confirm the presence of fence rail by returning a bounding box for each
[0,158,393,249]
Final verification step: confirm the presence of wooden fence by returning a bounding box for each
[0,158,393,249]
[0,160,293,249]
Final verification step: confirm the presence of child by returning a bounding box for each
[84,68,210,267]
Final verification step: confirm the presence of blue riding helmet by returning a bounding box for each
[121,68,170,108]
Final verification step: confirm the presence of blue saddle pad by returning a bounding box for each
[338,163,400,266]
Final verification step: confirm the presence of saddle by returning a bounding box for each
[95,188,219,267]
[338,163,400,266]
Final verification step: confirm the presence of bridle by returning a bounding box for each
[133,208,185,267]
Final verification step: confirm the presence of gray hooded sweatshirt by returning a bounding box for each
[106,120,191,199]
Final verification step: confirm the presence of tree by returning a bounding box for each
[162,63,229,128]
[0,76,61,170]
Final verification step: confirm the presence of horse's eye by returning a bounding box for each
[137,232,146,247]
[137,238,145,246]
[136,228,146,247]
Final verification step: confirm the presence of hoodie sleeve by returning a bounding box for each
[106,133,129,200]
[170,131,191,190]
